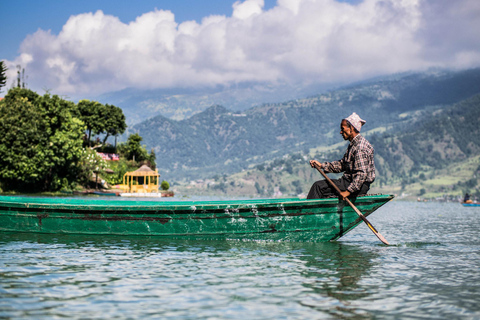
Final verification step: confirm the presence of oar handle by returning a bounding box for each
[312,163,389,245]
[313,162,343,195]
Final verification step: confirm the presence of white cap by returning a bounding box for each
[344,112,366,132]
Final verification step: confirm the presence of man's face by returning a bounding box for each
[340,120,354,141]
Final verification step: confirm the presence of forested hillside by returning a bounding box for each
[372,94,480,186]
[174,94,480,200]
[127,68,480,181]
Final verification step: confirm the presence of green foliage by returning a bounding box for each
[77,149,108,186]
[292,180,303,195]
[160,180,170,191]
[0,61,7,93]
[103,159,138,186]
[212,181,227,193]
[0,88,85,191]
[118,133,149,163]
[2,87,39,103]
[149,148,156,170]
[77,100,105,146]
[0,88,147,193]
[102,104,127,144]
[76,100,126,148]
[254,182,263,195]
[371,94,480,187]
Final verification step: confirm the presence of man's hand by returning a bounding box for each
[339,190,351,200]
[309,160,321,168]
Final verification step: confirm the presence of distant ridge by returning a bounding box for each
[125,68,480,180]
[94,81,337,124]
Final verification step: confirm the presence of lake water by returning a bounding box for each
[1,200,479,319]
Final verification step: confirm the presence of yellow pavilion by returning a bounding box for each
[118,165,160,193]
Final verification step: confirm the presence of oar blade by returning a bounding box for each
[364,220,389,245]
[350,199,389,245]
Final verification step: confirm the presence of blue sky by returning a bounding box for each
[1,0,279,61]
[1,0,479,98]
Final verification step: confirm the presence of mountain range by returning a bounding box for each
[122,68,480,185]
[172,92,480,200]
[95,81,336,124]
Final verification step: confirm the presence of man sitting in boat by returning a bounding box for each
[307,112,375,199]
[464,193,473,204]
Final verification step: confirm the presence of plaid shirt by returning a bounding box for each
[322,134,375,193]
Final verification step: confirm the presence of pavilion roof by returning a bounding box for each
[124,165,159,177]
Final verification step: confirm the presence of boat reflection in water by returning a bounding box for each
[0,232,378,319]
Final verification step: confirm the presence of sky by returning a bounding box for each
[1,0,480,99]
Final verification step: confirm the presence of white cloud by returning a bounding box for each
[233,0,264,19]
[4,0,480,97]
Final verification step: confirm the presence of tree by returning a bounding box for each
[160,180,170,191]
[2,87,39,103]
[0,61,7,93]
[149,148,156,169]
[77,100,106,147]
[76,101,127,148]
[101,104,127,145]
[118,133,149,162]
[255,181,263,195]
[0,88,85,191]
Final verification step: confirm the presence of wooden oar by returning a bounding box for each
[313,163,390,245]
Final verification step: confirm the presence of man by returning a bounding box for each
[307,112,375,199]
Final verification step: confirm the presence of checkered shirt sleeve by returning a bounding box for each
[322,135,375,193]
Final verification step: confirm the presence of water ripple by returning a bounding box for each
[1,201,480,319]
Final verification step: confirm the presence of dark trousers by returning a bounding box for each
[307,177,370,199]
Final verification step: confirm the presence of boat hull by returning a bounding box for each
[0,195,393,242]
[462,203,480,207]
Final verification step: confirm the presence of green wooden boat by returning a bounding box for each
[0,194,393,242]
